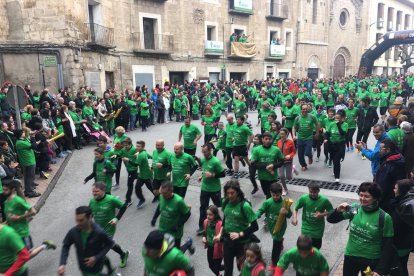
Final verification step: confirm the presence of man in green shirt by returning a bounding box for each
[112,126,128,189]
[89,182,129,270]
[250,132,284,198]
[15,129,39,198]
[291,182,333,249]
[195,144,225,235]
[135,140,155,208]
[152,139,171,203]
[232,115,253,179]
[151,181,192,249]
[225,115,236,171]
[386,115,405,151]
[345,98,358,152]
[168,142,198,199]
[119,137,139,206]
[275,235,329,276]
[84,148,117,194]
[293,104,320,171]
[0,224,30,275]
[142,230,195,276]
[178,117,202,156]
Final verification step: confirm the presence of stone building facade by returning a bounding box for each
[0,0,409,95]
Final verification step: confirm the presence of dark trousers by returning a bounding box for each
[141,116,149,131]
[323,142,331,164]
[312,238,322,249]
[174,186,188,199]
[225,148,233,170]
[0,193,5,222]
[346,128,356,148]
[184,148,196,156]
[125,171,138,203]
[205,134,216,149]
[271,239,284,266]
[157,109,165,123]
[198,190,221,228]
[23,165,36,194]
[175,112,181,122]
[400,253,410,276]
[207,246,223,276]
[297,139,313,168]
[249,166,258,189]
[330,142,345,179]
[260,180,273,199]
[356,128,371,144]
[115,158,122,186]
[343,255,378,276]
[223,240,245,276]
[135,178,153,201]
[312,134,323,158]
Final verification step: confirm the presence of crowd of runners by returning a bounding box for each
[1,73,414,276]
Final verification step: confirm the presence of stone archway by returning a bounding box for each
[333,54,346,78]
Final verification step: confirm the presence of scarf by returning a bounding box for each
[64,111,77,137]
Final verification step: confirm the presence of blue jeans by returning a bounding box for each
[297,139,313,168]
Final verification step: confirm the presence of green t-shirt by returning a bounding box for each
[343,204,394,259]
[82,106,94,121]
[192,102,200,115]
[250,145,283,181]
[233,124,253,147]
[223,200,256,234]
[256,197,292,240]
[120,146,138,172]
[89,195,124,237]
[234,100,247,117]
[294,194,333,239]
[140,101,150,117]
[387,127,405,150]
[294,115,318,141]
[16,138,36,166]
[136,150,152,180]
[370,92,381,107]
[127,99,138,115]
[202,115,216,135]
[326,121,349,143]
[379,91,390,107]
[201,155,224,192]
[170,153,196,187]
[216,129,226,150]
[152,149,172,180]
[159,194,190,239]
[259,109,276,129]
[277,247,329,276]
[142,241,190,276]
[113,134,128,155]
[94,159,116,193]
[174,98,182,112]
[0,225,28,275]
[345,107,358,129]
[5,195,32,237]
[225,122,236,148]
[282,105,299,128]
[180,124,201,150]
[241,262,266,276]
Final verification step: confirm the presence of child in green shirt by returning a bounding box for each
[240,243,266,276]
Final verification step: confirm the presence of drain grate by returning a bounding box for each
[196,168,359,192]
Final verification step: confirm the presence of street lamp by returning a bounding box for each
[222,19,234,82]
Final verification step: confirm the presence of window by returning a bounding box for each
[394,46,400,61]
[143,17,156,49]
[397,11,403,30]
[312,0,317,24]
[377,3,384,28]
[387,7,394,31]
[405,14,411,30]
[339,9,349,28]
[285,31,292,47]
[207,26,216,41]
[376,33,382,42]
[270,31,279,44]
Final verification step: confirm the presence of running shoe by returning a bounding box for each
[282,189,288,196]
[40,171,49,179]
[351,146,354,151]
[151,197,159,203]
[125,201,132,207]
[301,166,307,171]
[119,250,129,268]
[42,240,57,250]
[315,157,319,162]
[136,200,145,209]
[251,187,259,195]
[361,156,366,160]
[328,161,332,168]
[112,184,120,190]
[346,147,350,152]
[335,179,340,184]
[308,158,313,165]
[186,238,196,255]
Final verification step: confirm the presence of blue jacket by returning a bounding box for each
[361,133,389,175]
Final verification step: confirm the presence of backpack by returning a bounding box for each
[395,191,414,229]
[222,199,260,243]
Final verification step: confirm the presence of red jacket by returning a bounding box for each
[203,219,223,259]
[277,139,296,161]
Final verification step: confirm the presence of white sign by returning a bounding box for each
[205,41,224,52]
[233,0,253,12]
[270,45,286,58]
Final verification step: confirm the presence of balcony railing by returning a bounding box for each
[265,44,286,59]
[266,3,288,20]
[85,23,115,49]
[132,32,174,54]
[205,40,224,56]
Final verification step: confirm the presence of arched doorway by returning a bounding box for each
[333,54,346,78]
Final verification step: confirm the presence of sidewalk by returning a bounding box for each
[332,253,414,275]
[26,154,72,210]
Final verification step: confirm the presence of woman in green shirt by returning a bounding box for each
[328,182,395,276]
[220,180,259,276]
[233,94,247,118]
[201,107,217,147]
[324,110,348,183]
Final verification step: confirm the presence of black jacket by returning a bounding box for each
[374,153,406,212]
[390,195,414,251]
[59,223,114,274]
[356,106,379,131]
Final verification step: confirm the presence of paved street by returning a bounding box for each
[28,110,373,276]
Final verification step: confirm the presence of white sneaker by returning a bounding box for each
[282,190,288,196]
[335,179,340,183]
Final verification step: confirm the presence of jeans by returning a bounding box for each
[23,165,36,194]
[297,139,313,168]
[278,162,293,191]
[129,114,137,130]
[198,190,221,228]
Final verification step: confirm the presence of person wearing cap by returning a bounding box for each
[388,96,407,118]
[142,230,195,276]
